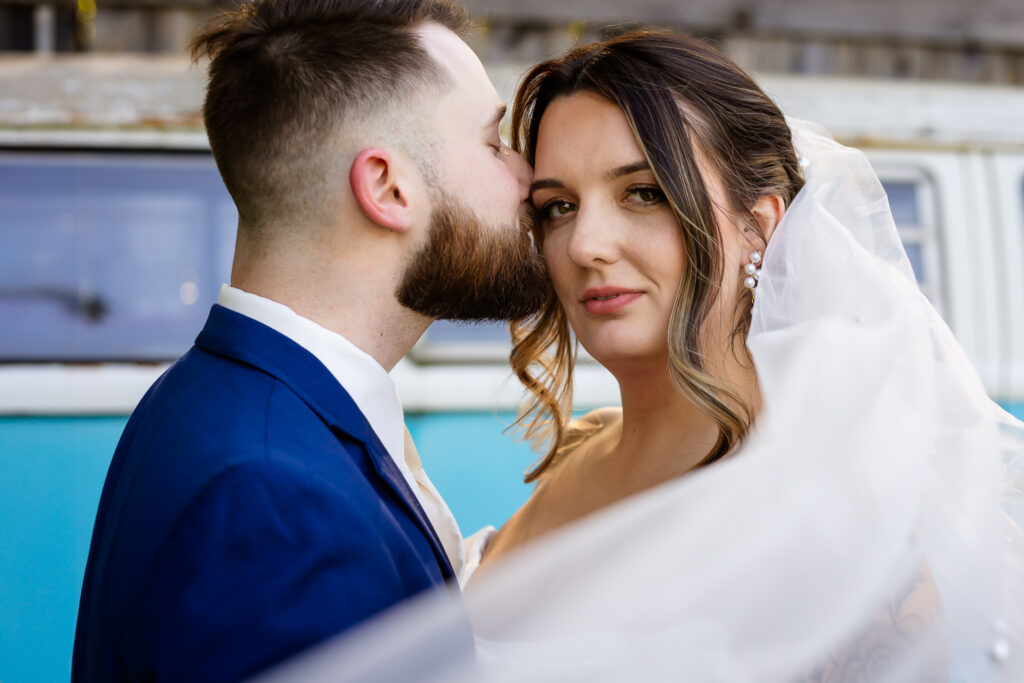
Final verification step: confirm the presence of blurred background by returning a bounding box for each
[1,0,1023,679]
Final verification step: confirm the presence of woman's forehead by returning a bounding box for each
[533,93,646,175]
[533,92,722,193]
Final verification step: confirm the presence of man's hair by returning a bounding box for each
[190,0,471,230]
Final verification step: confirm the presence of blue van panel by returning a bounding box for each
[406,411,537,534]
[0,413,537,682]
[3,403,1023,680]
[0,417,126,683]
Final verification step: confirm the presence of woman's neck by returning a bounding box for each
[606,352,759,492]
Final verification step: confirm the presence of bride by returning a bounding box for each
[482,29,807,564]
[261,29,1024,683]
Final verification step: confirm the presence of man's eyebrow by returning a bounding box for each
[484,103,508,130]
[605,161,651,180]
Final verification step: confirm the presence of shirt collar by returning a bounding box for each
[216,285,411,486]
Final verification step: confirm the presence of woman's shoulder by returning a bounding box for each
[479,408,622,570]
[569,406,623,431]
[565,405,621,443]
[539,406,623,483]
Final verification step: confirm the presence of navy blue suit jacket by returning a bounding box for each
[72,305,461,681]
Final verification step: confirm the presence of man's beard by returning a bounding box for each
[396,191,549,322]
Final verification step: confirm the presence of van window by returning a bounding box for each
[0,153,946,364]
[0,152,236,361]
[0,149,517,364]
[879,174,943,312]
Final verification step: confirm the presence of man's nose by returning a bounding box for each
[508,149,532,203]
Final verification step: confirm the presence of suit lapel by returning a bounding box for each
[195,304,456,580]
[355,427,456,578]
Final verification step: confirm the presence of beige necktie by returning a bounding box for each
[402,426,464,573]
[402,425,424,471]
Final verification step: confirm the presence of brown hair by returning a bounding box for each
[190,0,471,230]
[510,30,804,482]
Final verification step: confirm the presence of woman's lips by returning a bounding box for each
[581,288,643,315]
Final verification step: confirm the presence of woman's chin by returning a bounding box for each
[583,339,670,374]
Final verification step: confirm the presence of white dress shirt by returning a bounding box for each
[217,285,468,577]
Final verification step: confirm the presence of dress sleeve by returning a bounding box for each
[469,407,624,573]
[543,407,623,477]
[459,525,497,587]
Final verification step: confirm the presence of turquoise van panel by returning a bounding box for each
[0,413,536,682]
[406,411,537,533]
[3,402,1023,680]
[0,417,126,683]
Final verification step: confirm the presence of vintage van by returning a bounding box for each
[1,56,1022,680]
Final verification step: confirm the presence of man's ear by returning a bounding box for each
[349,148,415,232]
[751,194,785,245]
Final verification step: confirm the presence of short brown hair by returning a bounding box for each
[190,0,471,229]
[509,30,804,482]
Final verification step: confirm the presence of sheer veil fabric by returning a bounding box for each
[256,120,1024,682]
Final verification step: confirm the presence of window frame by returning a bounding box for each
[874,165,945,314]
[0,144,237,362]
[0,131,616,413]
[6,135,1013,412]
[991,153,1024,400]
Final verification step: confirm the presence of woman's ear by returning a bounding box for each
[349,148,415,232]
[751,194,785,245]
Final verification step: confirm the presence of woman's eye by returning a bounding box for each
[627,187,665,205]
[541,200,577,222]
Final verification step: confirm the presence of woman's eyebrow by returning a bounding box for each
[529,178,563,196]
[605,161,650,180]
[530,161,652,197]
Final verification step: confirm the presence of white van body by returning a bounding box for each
[1,57,1022,683]
[1,62,1022,413]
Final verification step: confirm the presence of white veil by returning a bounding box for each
[255,120,1024,682]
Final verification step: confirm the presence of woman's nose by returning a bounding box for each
[566,205,619,268]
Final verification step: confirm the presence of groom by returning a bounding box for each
[71,0,546,680]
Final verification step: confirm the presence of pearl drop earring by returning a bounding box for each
[743,250,762,292]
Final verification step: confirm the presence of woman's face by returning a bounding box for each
[529,92,690,370]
